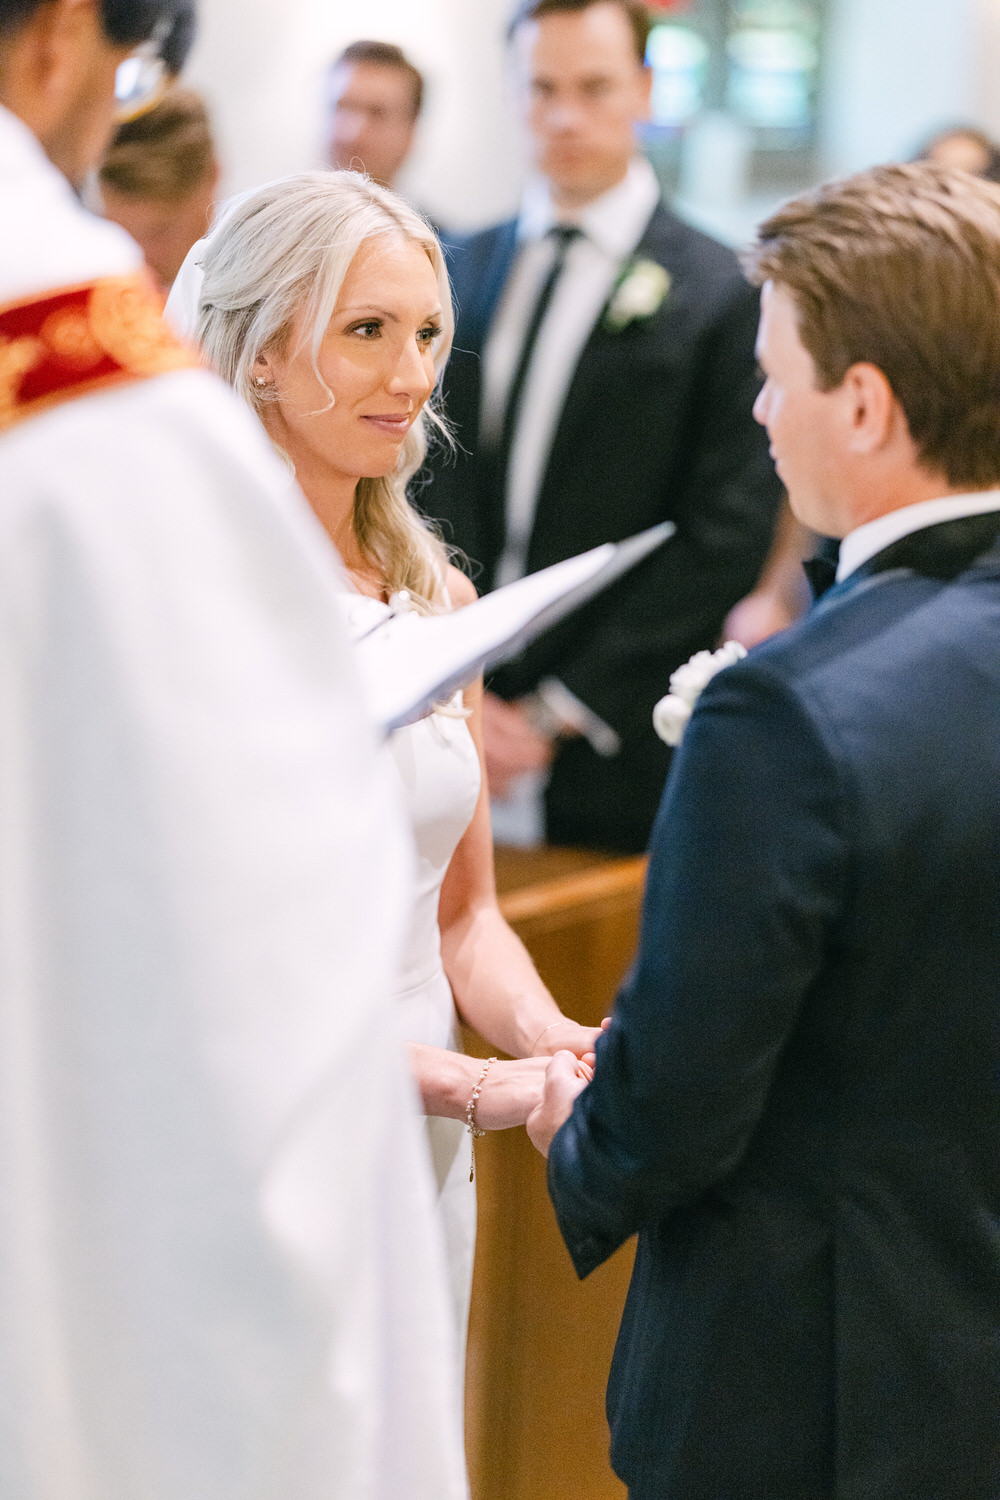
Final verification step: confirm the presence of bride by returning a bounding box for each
[178,170,600,1342]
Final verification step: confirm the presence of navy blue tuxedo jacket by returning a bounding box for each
[422,203,782,851]
[548,514,1000,1497]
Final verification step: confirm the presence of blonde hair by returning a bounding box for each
[196,169,454,610]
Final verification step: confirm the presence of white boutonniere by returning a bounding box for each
[604,258,671,333]
[653,640,747,747]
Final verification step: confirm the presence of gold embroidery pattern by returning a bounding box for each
[40,306,103,370]
[0,273,199,433]
[0,337,45,427]
[89,276,195,377]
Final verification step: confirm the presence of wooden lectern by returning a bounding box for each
[463,847,647,1500]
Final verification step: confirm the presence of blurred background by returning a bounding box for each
[180,0,1000,244]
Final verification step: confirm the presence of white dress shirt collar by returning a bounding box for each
[837,489,1000,581]
[517,153,661,259]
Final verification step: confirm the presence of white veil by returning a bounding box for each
[164,228,212,338]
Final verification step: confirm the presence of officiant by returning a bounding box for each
[0,1,466,1494]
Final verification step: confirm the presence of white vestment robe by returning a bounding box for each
[0,103,467,1500]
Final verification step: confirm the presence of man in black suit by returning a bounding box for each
[528,162,1000,1498]
[425,0,781,852]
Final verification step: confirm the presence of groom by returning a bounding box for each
[528,163,1000,1499]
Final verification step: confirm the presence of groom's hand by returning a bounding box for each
[527,1050,589,1158]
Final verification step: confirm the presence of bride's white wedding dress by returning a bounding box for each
[342,591,482,1350]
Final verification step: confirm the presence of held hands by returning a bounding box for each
[471,1048,597,1132]
[520,1016,607,1149]
[526,1050,592,1158]
[473,1056,550,1130]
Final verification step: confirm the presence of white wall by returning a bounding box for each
[971,0,1000,142]
[820,0,976,176]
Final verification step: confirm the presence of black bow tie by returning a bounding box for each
[802,552,839,601]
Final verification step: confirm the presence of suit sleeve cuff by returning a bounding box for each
[530,677,622,757]
[547,1112,634,1278]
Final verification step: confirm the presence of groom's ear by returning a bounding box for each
[841,361,899,456]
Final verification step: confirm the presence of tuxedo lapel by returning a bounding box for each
[524,203,681,569]
[815,510,1000,611]
[543,203,672,453]
[861,509,1000,581]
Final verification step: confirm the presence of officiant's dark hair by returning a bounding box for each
[0,0,194,65]
[507,0,651,64]
[745,162,1000,489]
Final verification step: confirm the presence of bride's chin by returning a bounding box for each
[354,451,408,479]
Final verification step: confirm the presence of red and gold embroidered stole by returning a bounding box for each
[0,273,199,432]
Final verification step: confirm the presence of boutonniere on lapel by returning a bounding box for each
[604,257,671,333]
[653,641,746,746]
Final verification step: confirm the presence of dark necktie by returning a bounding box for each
[495,225,581,491]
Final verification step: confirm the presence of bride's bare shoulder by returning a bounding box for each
[444,562,477,609]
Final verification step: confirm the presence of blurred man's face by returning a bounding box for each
[325,61,418,187]
[512,1,651,208]
[100,165,219,294]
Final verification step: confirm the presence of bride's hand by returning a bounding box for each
[531,1016,609,1059]
[473,1056,550,1130]
[473,1052,596,1130]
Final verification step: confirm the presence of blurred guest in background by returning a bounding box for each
[916,122,1000,180]
[324,39,424,190]
[99,85,219,293]
[423,0,781,854]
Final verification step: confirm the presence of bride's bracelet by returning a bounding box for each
[466,1056,497,1183]
[530,1019,574,1056]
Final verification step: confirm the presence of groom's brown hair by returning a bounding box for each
[744,162,1000,489]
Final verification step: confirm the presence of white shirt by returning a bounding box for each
[483,155,660,586]
[837,489,1000,581]
[0,104,467,1500]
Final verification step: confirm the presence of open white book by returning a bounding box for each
[355,521,675,733]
